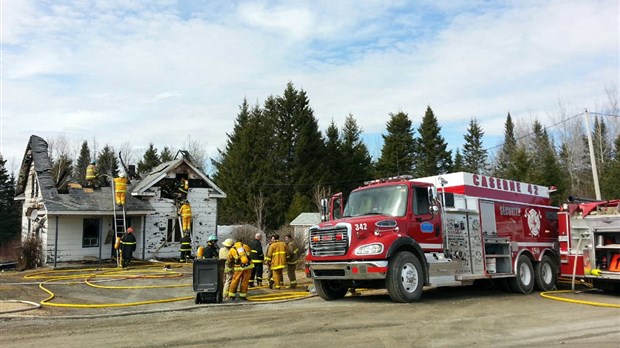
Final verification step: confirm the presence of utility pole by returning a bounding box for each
[584,109,602,200]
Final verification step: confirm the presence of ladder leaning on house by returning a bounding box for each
[111,178,128,268]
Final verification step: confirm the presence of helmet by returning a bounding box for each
[127,227,134,233]
[208,235,218,242]
[222,238,234,247]
[119,172,126,178]
[91,160,97,164]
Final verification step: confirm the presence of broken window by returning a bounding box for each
[83,218,100,248]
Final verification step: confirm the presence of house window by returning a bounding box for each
[167,218,183,243]
[83,218,100,248]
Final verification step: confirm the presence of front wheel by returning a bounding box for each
[534,255,557,291]
[386,252,424,303]
[314,279,348,300]
[508,255,535,294]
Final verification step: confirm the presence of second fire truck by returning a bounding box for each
[306,172,560,302]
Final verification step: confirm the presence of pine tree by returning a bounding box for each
[339,114,373,195]
[601,134,620,199]
[414,106,452,176]
[0,155,20,246]
[97,145,119,186]
[74,141,91,186]
[453,149,464,172]
[462,118,488,174]
[493,113,516,178]
[527,121,567,205]
[137,143,161,175]
[375,111,416,177]
[160,147,174,162]
[324,120,342,192]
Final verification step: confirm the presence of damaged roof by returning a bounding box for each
[15,135,58,200]
[132,158,226,198]
[45,186,154,215]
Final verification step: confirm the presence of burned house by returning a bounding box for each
[14,135,226,266]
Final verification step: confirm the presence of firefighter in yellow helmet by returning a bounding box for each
[285,234,300,289]
[178,178,189,200]
[178,200,192,233]
[219,238,235,300]
[265,234,287,289]
[226,240,254,300]
[113,173,128,206]
[85,160,98,188]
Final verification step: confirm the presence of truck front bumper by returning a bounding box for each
[306,261,389,280]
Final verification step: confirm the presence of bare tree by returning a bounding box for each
[183,135,209,172]
[312,185,331,212]
[118,142,137,167]
[47,133,75,183]
[250,191,266,231]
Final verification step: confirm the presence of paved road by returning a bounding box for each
[2,282,619,348]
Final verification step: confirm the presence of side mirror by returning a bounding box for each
[320,198,329,222]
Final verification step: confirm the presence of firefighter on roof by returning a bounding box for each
[85,160,98,187]
[179,232,192,262]
[178,200,192,233]
[114,173,128,206]
[285,234,300,289]
[226,240,254,300]
[265,235,287,289]
[178,178,189,200]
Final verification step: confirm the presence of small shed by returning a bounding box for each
[290,212,321,244]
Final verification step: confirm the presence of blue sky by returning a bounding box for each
[1,0,618,173]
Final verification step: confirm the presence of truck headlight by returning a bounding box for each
[355,243,384,255]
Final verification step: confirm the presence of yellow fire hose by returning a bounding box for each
[540,277,620,308]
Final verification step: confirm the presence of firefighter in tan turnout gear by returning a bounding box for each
[226,241,254,300]
[265,235,287,289]
[285,234,300,289]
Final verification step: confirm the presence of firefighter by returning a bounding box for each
[219,238,235,300]
[85,160,98,188]
[226,240,254,300]
[264,235,275,287]
[285,234,300,289]
[203,235,219,258]
[113,173,128,206]
[248,232,264,287]
[178,200,192,233]
[178,178,189,200]
[179,232,192,262]
[265,235,287,290]
[120,227,137,268]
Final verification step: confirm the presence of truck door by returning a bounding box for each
[410,185,443,251]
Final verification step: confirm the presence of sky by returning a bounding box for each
[1,0,619,174]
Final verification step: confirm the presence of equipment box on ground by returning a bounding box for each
[192,258,224,304]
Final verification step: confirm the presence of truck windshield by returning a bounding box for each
[344,184,408,217]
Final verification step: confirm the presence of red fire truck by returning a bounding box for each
[558,198,620,292]
[306,172,560,302]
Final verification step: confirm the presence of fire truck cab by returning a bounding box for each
[306,172,559,302]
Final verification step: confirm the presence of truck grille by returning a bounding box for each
[309,226,349,256]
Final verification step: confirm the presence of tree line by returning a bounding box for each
[1,82,619,243]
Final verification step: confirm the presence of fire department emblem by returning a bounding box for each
[525,208,541,237]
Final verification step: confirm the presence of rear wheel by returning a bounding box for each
[508,255,535,294]
[386,251,424,303]
[534,255,557,291]
[314,279,348,300]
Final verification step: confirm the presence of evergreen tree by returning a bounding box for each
[462,118,488,174]
[285,191,313,225]
[97,145,119,187]
[493,113,516,178]
[453,149,464,172]
[527,121,566,205]
[375,111,416,177]
[601,134,620,199]
[73,141,91,186]
[0,155,20,246]
[339,114,373,194]
[160,147,174,162]
[508,145,530,182]
[414,106,452,176]
[137,143,161,175]
[324,120,343,192]
[51,154,73,184]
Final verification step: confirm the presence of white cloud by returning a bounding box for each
[1,0,618,173]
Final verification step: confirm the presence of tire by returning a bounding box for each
[195,293,201,304]
[386,251,424,303]
[314,279,348,300]
[508,255,535,294]
[534,255,557,291]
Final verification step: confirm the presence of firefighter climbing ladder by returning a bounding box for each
[177,201,194,259]
[113,201,127,268]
